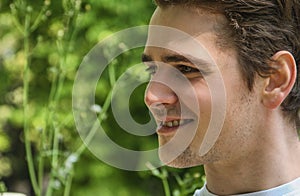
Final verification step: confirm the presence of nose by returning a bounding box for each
[144,81,178,107]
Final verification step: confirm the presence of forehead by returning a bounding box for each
[149,6,226,38]
[145,6,227,63]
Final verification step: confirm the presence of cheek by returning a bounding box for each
[189,81,212,146]
[216,78,259,156]
[192,80,212,118]
[185,79,211,121]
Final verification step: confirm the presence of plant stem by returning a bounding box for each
[64,171,73,196]
[108,62,116,87]
[37,142,44,193]
[30,2,49,32]
[162,169,171,196]
[40,46,60,193]
[23,9,40,196]
[44,42,66,196]
[162,179,171,196]
[75,89,113,156]
[45,123,60,196]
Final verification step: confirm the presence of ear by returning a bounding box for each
[262,51,297,109]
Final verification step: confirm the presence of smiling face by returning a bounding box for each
[144,6,263,168]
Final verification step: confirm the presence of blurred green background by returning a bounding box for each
[0,0,204,195]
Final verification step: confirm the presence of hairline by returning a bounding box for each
[153,3,236,52]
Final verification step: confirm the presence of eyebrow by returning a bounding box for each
[141,54,153,63]
[141,53,213,68]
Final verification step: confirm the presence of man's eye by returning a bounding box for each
[177,65,199,74]
[145,65,157,75]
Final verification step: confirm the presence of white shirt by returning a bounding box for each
[194,177,300,196]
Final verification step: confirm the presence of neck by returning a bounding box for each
[204,118,300,195]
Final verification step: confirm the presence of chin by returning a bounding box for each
[165,160,199,168]
[159,146,206,168]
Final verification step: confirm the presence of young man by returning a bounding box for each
[143,0,300,195]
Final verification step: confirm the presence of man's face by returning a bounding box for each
[144,6,262,168]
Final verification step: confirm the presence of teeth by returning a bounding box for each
[162,120,181,128]
[166,121,173,127]
[173,120,179,126]
[179,120,185,125]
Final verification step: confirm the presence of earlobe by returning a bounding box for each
[262,51,297,109]
[262,86,285,109]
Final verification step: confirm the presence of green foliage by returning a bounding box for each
[172,170,205,196]
[0,0,205,195]
[0,181,7,193]
[147,163,205,196]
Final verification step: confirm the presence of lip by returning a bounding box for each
[156,118,194,136]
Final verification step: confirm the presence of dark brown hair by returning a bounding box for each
[154,0,300,125]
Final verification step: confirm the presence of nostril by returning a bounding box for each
[149,102,168,120]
